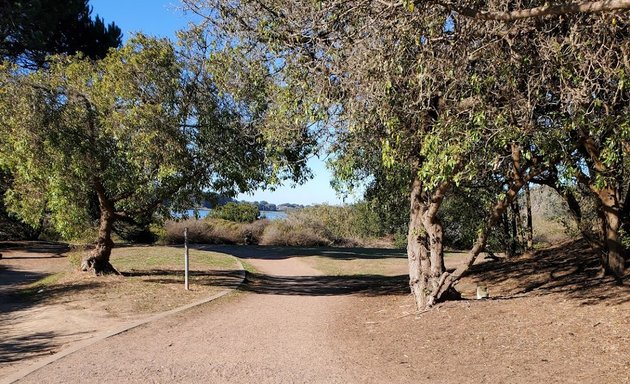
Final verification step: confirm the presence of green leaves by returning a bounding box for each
[0,34,281,240]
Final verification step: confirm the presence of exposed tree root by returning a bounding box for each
[81,256,121,275]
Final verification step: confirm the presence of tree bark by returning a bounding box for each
[598,187,625,281]
[407,177,429,310]
[578,133,626,280]
[406,176,451,310]
[502,210,513,257]
[433,144,537,301]
[510,201,521,255]
[81,180,119,275]
[433,182,524,301]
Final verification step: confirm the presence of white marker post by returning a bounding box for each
[184,227,190,290]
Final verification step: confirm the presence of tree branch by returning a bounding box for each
[434,0,630,21]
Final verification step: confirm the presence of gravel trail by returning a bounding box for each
[16,253,359,383]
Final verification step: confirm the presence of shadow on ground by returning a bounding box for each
[123,268,409,296]
[0,329,95,365]
[0,241,69,255]
[0,267,47,290]
[241,272,409,296]
[467,239,630,306]
[188,244,412,295]
[0,275,100,367]
[191,244,407,261]
[1,279,105,313]
[0,332,57,364]
[123,269,244,289]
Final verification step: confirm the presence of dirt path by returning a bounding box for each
[14,252,358,383]
[0,243,142,380]
[5,242,629,384]
[0,242,69,293]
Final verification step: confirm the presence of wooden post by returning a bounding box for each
[525,183,533,250]
[184,227,190,290]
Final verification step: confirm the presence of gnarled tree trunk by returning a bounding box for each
[81,180,119,275]
[598,187,625,281]
[524,182,533,250]
[407,177,430,310]
[433,144,539,301]
[407,176,452,310]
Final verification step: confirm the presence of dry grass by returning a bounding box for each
[23,246,242,316]
[159,217,395,248]
[161,219,269,245]
[300,251,465,277]
[259,220,333,247]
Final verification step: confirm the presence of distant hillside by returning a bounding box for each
[197,195,304,212]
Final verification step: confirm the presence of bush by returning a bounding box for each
[258,203,391,247]
[259,219,332,247]
[284,203,384,240]
[159,218,270,245]
[161,220,215,244]
[158,201,398,248]
[210,202,259,223]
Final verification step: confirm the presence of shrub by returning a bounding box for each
[210,202,259,223]
[159,218,271,245]
[158,201,398,248]
[260,219,332,247]
[258,203,388,247]
[161,219,214,244]
[284,203,384,241]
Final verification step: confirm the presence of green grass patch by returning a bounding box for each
[110,246,237,272]
[65,246,238,272]
[303,254,407,276]
[238,258,259,274]
[18,246,243,316]
[302,251,463,276]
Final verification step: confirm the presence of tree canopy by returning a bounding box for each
[0,0,122,67]
[183,0,629,309]
[0,34,309,273]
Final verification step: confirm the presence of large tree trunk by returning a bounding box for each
[407,177,430,310]
[578,134,626,280]
[433,184,522,301]
[598,187,625,281]
[81,181,119,275]
[433,143,536,301]
[407,177,452,310]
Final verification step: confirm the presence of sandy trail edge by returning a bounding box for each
[1,260,246,384]
[13,253,357,384]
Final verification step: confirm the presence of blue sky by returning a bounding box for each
[90,0,354,205]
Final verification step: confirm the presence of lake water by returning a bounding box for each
[185,209,288,220]
[259,210,288,220]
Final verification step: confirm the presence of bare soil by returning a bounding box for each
[2,240,629,383]
[0,242,241,380]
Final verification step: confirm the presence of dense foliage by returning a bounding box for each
[210,202,260,223]
[0,0,123,240]
[183,0,629,309]
[0,0,122,67]
[0,34,309,272]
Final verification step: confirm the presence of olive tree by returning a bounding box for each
[183,0,628,307]
[0,34,301,274]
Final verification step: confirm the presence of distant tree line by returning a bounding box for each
[198,194,304,212]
